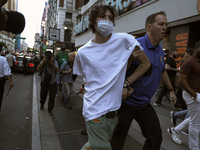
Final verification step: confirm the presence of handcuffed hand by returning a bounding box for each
[122,87,134,100]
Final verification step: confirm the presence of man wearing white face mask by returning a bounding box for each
[73,5,151,150]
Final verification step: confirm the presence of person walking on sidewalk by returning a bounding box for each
[37,51,59,116]
[73,5,151,150]
[167,110,189,145]
[5,51,14,72]
[179,41,200,150]
[174,48,194,110]
[59,52,75,109]
[0,55,14,111]
[111,11,177,150]
[23,55,28,75]
[55,44,68,91]
[154,49,179,107]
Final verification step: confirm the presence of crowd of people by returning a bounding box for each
[1,1,200,150]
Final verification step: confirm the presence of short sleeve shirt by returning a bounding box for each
[60,61,73,83]
[123,34,165,106]
[40,60,59,84]
[180,55,200,92]
[0,56,12,77]
[165,57,177,78]
[73,33,143,121]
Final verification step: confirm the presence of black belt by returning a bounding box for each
[0,76,6,81]
[102,110,119,118]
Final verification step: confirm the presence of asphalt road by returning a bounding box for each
[0,73,33,150]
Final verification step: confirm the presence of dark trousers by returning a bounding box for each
[40,82,57,112]
[111,103,162,150]
[0,77,6,111]
[156,78,176,104]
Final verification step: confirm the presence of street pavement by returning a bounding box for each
[33,72,190,150]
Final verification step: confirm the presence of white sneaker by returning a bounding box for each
[167,127,182,144]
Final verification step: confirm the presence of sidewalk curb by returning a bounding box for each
[32,73,42,150]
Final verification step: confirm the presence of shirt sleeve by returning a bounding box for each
[73,52,84,77]
[180,59,191,75]
[4,59,12,76]
[54,60,59,68]
[126,33,144,53]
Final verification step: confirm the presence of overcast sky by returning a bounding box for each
[18,0,47,47]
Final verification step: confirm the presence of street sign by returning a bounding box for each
[49,27,60,41]
[17,37,26,39]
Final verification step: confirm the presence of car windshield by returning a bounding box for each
[16,57,33,62]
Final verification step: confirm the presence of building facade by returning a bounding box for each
[73,0,200,67]
[43,0,78,54]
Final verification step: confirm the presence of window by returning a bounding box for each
[66,12,72,19]
[59,0,64,7]
[64,29,71,43]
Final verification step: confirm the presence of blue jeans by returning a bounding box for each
[174,109,189,119]
[62,82,73,106]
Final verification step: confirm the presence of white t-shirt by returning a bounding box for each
[0,56,12,77]
[73,33,143,121]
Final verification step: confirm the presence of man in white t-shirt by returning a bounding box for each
[73,5,151,150]
[5,51,14,72]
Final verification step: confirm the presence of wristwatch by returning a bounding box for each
[123,82,129,88]
[191,96,195,100]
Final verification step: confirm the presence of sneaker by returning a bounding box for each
[170,111,176,126]
[153,103,165,107]
[167,127,182,144]
[181,130,189,136]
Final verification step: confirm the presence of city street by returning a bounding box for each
[0,72,190,150]
[0,73,33,150]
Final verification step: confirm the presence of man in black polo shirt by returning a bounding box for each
[154,49,179,107]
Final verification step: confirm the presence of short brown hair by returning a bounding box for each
[89,5,115,33]
[145,11,166,28]
[194,41,200,49]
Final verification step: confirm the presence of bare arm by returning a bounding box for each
[48,60,59,72]
[7,75,13,88]
[165,64,179,72]
[161,71,177,105]
[62,68,72,74]
[122,47,151,99]
[179,73,197,99]
[37,60,45,71]
[126,47,151,84]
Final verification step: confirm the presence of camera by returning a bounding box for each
[46,54,51,60]
[45,51,52,60]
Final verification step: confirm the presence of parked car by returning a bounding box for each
[14,56,34,73]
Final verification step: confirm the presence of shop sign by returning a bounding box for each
[73,16,89,36]
[103,0,150,12]
[170,25,189,68]
[197,0,200,14]
[73,0,150,36]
